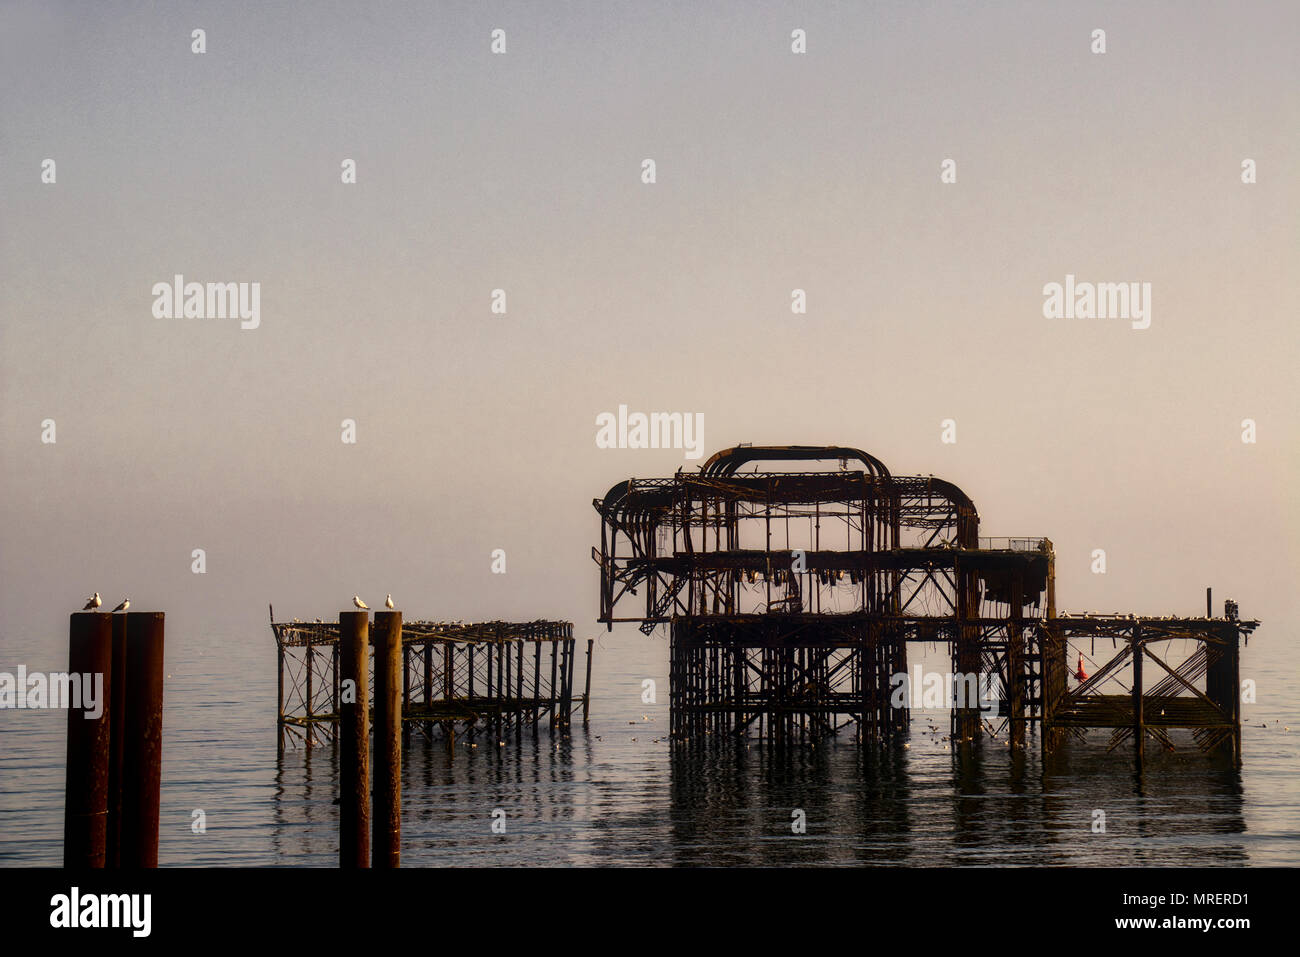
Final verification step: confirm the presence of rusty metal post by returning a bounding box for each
[444,642,455,752]
[120,612,164,868]
[64,612,113,867]
[423,642,433,709]
[332,642,340,721]
[372,610,402,867]
[1007,568,1025,752]
[338,611,370,868]
[583,638,594,726]
[485,639,494,731]
[515,639,525,740]
[1229,626,1242,765]
[533,641,542,728]
[549,639,559,728]
[276,637,285,755]
[106,614,128,867]
[564,638,576,725]
[504,634,513,732]
[304,628,314,750]
[401,642,412,743]
[1131,625,1144,769]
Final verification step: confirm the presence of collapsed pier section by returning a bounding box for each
[272,616,584,750]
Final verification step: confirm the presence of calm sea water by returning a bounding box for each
[2,629,1296,866]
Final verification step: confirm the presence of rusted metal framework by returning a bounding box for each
[1041,613,1256,763]
[594,445,1257,762]
[272,617,582,751]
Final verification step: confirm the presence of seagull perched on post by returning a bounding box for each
[111,598,130,613]
[83,592,102,611]
[353,596,369,610]
[385,594,394,609]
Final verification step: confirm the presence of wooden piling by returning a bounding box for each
[64,612,113,867]
[372,610,402,867]
[106,614,127,867]
[120,612,164,868]
[338,611,370,868]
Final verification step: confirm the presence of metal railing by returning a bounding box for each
[977,537,1047,552]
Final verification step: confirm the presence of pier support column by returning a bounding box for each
[952,554,982,747]
[1205,624,1242,766]
[64,612,113,867]
[304,629,314,750]
[121,612,165,868]
[1039,622,1066,761]
[338,611,370,868]
[583,638,593,727]
[372,610,402,868]
[276,637,285,756]
[1131,625,1144,769]
[107,614,127,867]
[1007,569,1025,752]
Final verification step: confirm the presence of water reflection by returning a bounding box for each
[264,718,1247,866]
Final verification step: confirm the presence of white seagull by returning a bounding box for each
[385,594,394,609]
[111,598,130,613]
[83,592,102,611]
[353,596,369,610]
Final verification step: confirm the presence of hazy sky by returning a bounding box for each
[2,1,1296,652]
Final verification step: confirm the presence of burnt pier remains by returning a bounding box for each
[272,615,586,751]
[593,446,1257,763]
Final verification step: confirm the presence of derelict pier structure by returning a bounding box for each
[593,446,1257,763]
[272,616,585,751]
